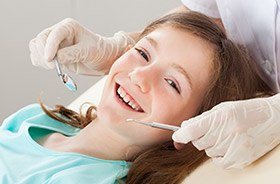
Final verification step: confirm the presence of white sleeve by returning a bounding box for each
[181,0,220,18]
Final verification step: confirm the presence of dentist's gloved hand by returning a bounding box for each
[29,18,135,75]
[172,93,280,169]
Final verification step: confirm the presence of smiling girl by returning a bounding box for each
[0,12,272,184]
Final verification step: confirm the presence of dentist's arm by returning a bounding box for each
[172,93,280,169]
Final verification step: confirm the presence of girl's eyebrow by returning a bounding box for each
[170,63,193,89]
[144,36,158,50]
[144,36,193,89]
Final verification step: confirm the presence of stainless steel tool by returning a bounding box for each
[126,118,180,131]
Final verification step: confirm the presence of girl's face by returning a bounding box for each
[97,26,214,148]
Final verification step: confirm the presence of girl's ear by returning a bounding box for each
[124,44,133,52]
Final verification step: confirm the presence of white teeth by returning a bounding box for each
[120,93,126,98]
[116,85,143,112]
[117,87,122,94]
[128,100,138,109]
[123,96,130,103]
[117,87,126,98]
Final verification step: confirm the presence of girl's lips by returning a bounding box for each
[114,82,145,113]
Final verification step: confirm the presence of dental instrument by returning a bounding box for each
[126,119,180,131]
[53,57,77,92]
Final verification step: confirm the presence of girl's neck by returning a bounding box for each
[42,117,141,161]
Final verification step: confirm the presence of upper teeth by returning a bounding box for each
[117,86,142,112]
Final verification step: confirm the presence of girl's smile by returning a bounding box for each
[114,82,145,113]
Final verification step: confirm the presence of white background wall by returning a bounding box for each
[0,0,180,121]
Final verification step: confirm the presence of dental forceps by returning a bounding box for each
[53,57,77,92]
[126,119,180,131]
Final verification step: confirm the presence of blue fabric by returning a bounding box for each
[0,104,129,184]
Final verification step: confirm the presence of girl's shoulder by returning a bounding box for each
[1,103,81,136]
[1,103,43,132]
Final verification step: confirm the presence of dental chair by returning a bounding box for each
[68,75,280,184]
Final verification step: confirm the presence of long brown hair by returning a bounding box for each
[40,12,273,184]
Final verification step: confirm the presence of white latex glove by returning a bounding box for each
[172,93,280,169]
[29,18,135,75]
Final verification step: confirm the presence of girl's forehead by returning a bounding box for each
[144,26,212,48]
[143,27,214,61]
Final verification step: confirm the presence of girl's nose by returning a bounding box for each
[128,66,159,93]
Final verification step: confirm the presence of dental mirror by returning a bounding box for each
[53,57,77,92]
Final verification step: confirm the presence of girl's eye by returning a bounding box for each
[135,47,149,61]
[165,78,180,94]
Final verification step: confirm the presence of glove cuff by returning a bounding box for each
[110,30,136,58]
[114,31,136,46]
[96,31,136,74]
[76,31,136,76]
